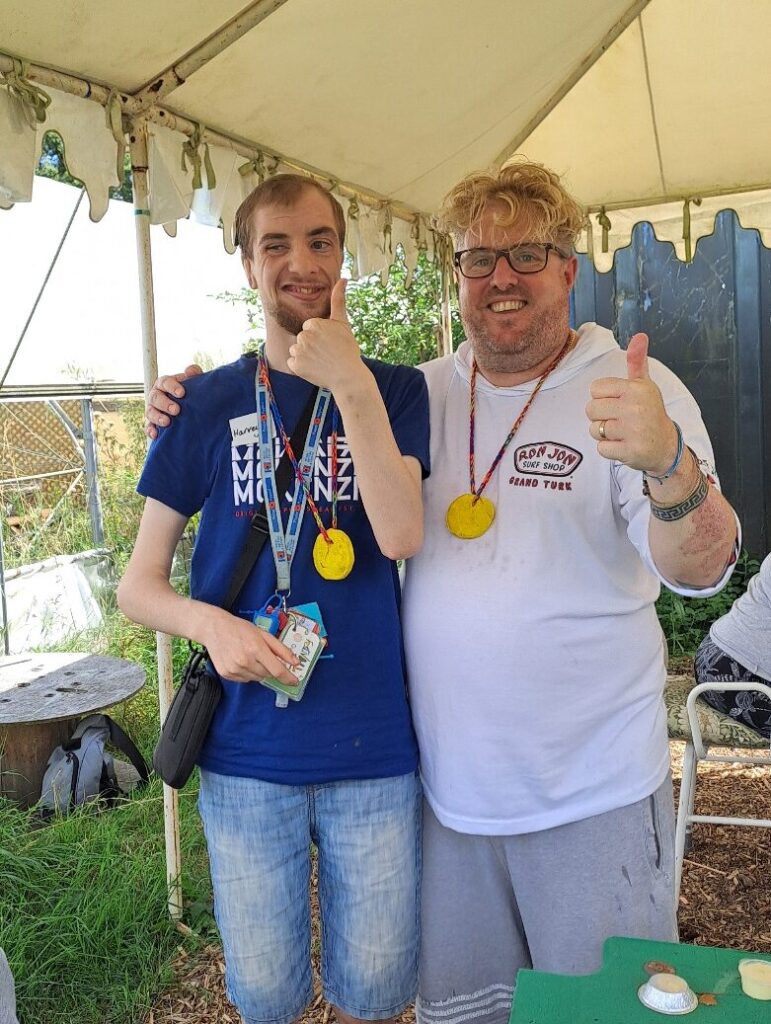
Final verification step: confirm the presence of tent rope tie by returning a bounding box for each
[682,197,702,263]
[411,214,427,253]
[104,91,126,184]
[182,122,216,191]
[347,195,360,221]
[597,207,612,253]
[382,203,393,255]
[239,152,266,182]
[1,57,51,128]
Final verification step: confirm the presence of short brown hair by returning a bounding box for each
[437,159,586,251]
[235,173,346,257]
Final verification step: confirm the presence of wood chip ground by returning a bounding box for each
[149,740,771,1024]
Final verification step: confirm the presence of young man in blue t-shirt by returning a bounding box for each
[119,175,430,1024]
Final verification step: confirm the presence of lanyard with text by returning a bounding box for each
[256,353,331,595]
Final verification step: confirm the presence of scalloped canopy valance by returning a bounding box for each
[2,0,771,271]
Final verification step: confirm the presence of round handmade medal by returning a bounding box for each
[446,493,496,539]
[313,528,355,580]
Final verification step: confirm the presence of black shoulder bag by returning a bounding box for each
[152,388,319,788]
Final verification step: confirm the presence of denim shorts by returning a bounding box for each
[199,769,422,1024]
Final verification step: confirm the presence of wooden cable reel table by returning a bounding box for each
[0,652,146,806]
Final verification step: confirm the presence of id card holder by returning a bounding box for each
[260,610,326,703]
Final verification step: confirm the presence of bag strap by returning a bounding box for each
[221,386,319,612]
[71,713,150,787]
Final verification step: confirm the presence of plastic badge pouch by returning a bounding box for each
[637,972,698,1015]
[738,958,771,1000]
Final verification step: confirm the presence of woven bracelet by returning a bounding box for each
[646,468,709,522]
[644,421,684,484]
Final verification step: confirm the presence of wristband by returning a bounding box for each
[643,421,684,484]
[644,467,709,522]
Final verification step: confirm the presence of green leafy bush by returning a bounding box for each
[656,550,761,658]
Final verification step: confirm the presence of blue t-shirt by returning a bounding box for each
[138,354,430,784]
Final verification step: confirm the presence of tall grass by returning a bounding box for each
[1,401,214,1023]
[0,783,210,1024]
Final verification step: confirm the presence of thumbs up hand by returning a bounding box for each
[585,333,680,474]
[288,278,364,393]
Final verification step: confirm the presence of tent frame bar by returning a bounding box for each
[0,50,428,227]
[132,0,291,111]
[494,0,653,166]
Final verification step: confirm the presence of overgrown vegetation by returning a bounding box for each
[656,549,761,658]
[1,401,213,1024]
[216,249,465,365]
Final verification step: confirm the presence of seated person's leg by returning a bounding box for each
[694,635,771,738]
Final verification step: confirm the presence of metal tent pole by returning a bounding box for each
[0,513,9,655]
[439,249,454,358]
[80,398,104,547]
[129,122,183,923]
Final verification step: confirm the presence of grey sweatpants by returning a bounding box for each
[417,776,678,1024]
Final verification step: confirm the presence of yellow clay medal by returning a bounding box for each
[447,336,573,540]
[446,493,496,539]
[313,528,355,580]
[313,406,354,580]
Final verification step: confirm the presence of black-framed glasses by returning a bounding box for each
[453,242,569,279]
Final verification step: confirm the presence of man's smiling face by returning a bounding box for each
[243,186,343,339]
[457,203,577,382]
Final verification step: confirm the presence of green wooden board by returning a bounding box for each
[510,937,771,1023]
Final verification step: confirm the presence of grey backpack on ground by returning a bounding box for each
[38,713,150,816]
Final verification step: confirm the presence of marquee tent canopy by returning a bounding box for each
[2,0,769,919]
[2,0,771,275]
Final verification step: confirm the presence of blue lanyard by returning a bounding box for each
[256,354,331,594]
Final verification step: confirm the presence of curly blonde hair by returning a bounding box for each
[437,159,586,251]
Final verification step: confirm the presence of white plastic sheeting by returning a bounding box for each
[1,549,113,655]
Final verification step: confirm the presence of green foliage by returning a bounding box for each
[213,286,265,353]
[214,250,464,367]
[37,131,133,203]
[345,251,464,366]
[656,549,762,658]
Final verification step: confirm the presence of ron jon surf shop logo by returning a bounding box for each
[510,441,582,487]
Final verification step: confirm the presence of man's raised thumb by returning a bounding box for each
[626,332,650,380]
[330,278,348,322]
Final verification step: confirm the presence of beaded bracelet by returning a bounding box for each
[644,465,709,522]
[643,421,684,484]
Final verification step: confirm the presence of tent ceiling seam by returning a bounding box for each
[639,17,666,195]
[493,0,653,166]
[131,0,291,112]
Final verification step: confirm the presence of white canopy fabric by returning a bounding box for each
[2,0,770,272]
[3,0,769,923]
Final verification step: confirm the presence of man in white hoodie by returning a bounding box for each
[146,161,739,1024]
[406,161,738,1024]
